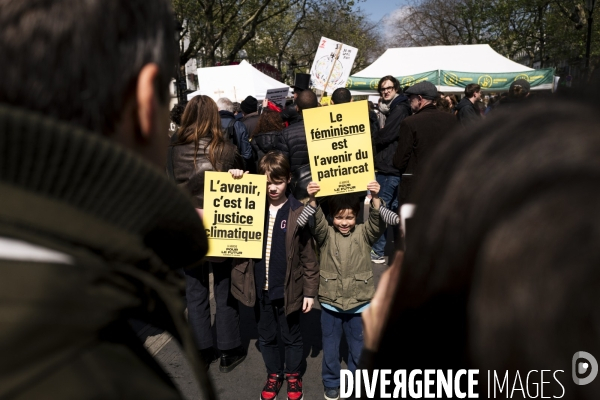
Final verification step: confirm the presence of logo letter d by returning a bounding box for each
[572,351,598,385]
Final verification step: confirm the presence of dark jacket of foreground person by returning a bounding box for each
[230,195,319,315]
[0,105,209,399]
[362,97,600,399]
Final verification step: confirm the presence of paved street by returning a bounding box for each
[136,211,397,400]
[136,260,390,400]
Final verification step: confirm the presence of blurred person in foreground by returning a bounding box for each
[362,88,600,399]
[0,1,214,399]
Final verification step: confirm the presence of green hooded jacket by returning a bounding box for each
[311,201,386,310]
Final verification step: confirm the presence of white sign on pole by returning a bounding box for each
[265,87,289,110]
[309,37,358,93]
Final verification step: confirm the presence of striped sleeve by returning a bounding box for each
[296,204,317,228]
[379,206,399,226]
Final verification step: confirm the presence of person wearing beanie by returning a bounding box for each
[499,79,532,110]
[241,95,260,137]
[393,81,459,203]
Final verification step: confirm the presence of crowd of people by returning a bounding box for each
[1,1,599,400]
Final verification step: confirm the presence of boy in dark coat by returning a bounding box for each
[229,151,318,400]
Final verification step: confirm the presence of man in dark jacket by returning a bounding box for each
[370,75,411,263]
[0,1,214,399]
[393,81,459,203]
[217,97,253,170]
[456,83,482,127]
[240,95,260,135]
[275,89,319,200]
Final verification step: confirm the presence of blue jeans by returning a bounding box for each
[321,307,364,388]
[372,173,400,256]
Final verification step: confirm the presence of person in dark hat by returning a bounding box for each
[282,73,311,126]
[392,81,459,203]
[291,73,311,100]
[240,95,260,139]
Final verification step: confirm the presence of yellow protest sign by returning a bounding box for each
[303,101,375,196]
[203,171,266,258]
[320,96,332,106]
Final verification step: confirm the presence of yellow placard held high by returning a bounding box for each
[203,171,266,258]
[303,101,375,196]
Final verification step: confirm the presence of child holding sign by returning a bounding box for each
[304,181,386,400]
[229,151,319,400]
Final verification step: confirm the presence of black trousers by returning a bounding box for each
[184,259,241,351]
[256,291,303,374]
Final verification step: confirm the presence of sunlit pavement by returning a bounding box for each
[135,259,391,400]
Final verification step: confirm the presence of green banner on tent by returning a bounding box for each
[439,68,554,90]
[345,70,439,91]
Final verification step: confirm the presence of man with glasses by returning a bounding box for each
[370,76,411,263]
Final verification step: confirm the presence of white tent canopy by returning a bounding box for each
[187,60,290,102]
[349,44,546,94]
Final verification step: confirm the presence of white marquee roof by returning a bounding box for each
[353,44,533,78]
[187,60,290,102]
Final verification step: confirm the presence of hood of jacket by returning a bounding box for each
[219,109,236,120]
[391,94,409,108]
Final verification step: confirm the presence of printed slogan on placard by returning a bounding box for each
[203,171,266,258]
[303,101,375,197]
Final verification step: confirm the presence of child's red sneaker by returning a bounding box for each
[261,373,284,400]
[285,373,303,400]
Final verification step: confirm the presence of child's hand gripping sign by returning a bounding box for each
[203,171,267,258]
[303,101,375,197]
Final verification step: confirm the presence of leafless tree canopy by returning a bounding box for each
[389,0,600,70]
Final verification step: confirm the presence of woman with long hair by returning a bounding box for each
[250,108,285,169]
[171,95,242,195]
[169,95,247,373]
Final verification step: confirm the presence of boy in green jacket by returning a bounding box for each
[303,181,387,400]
